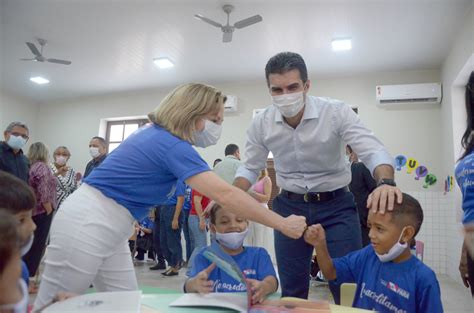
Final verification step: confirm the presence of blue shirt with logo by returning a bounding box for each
[183,185,192,210]
[455,151,474,224]
[84,124,210,220]
[332,245,443,313]
[189,246,277,293]
[161,180,186,206]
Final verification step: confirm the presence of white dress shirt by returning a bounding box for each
[235,96,394,194]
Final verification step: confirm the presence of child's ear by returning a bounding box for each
[401,226,416,243]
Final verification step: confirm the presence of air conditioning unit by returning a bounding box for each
[224,95,238,113]
[375,83,442,107]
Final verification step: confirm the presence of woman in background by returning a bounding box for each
[50,146,78,209]
[24,142,57,280]
[456,71,474,296]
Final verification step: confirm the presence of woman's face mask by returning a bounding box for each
[271,91,305,118]
[55,156,68,166]
[194,119,223,148]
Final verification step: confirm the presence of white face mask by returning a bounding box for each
[55,156,67,166]
[20,234,34,257]
[375,227,408,262]
[7,135,27,150]
[89,147,101,158]
[215,228,249,250]
[271,91,305,118]
[0,279,28,313]
[194,120,222,148]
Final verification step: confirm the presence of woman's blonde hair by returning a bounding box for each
[148,83,226,143]
[28,142,49,164]
[258,169,268,179]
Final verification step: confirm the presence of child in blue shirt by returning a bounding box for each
[185,203,278,304]
[304,193,443,313]
[135,209,155,262]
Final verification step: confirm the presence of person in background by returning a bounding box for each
[185,203,278,304]
[182,184,193,267]
[456,71,474,297]
[0,171,37,287]
[24,142,57,281]
[83,136,107,178]
[135,209,155,262]
[50,146,78,209]
[346,145,377,247]
[246,169,274,259]
[304,194,443,312]
[160,180,185,277]
[149,206,167,271]
[0,121,30,182]
[214,144,241,184]
[213,158,222,168]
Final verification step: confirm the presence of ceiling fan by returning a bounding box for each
[20,38,72,65]
[194,4,263,43]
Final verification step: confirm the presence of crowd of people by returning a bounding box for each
[0,52,472,313]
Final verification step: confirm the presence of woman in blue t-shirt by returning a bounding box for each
[34,83,307,309]
[456,71,474,296]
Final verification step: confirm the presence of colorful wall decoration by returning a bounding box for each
[395,155,438,189]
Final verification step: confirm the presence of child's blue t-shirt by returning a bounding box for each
[455,151,474,224]
[189,246,277,293]
[161,180,186,206]
[139,216,154,230]
[332,245,443,313]
[21,260,29,285]
[84,124,210,220]
[183,185,192,211]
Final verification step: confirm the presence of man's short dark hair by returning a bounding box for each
[225,144,239,156]
[0,171,36,214]
[390,193,424,237]
[265,52,308,86]
[91,136,107,148]
[0,210,20,274]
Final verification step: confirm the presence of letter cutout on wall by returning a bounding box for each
[415,166,428,180]
[395,155,407,171]
[423,174,437,188]
[406,158,418,174]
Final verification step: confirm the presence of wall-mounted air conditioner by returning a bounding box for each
[224,95,238,113]
[375,83,442,107]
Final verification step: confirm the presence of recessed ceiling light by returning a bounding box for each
[153,57,174,69]
[331,38,352,51]
[30,76,50,85]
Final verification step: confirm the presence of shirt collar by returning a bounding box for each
[1,141,24,154]
[274,95,320,123]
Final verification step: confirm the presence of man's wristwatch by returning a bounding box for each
[377,178,396,187]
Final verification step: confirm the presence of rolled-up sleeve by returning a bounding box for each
[336,103,395,175]
[235,117,269,185]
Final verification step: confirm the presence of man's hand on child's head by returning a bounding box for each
[304,224,326,246]
[194,263,216,294]
[247,279,267,304]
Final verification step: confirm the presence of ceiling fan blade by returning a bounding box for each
[234,15,263,29]
[223,31,232,43]
[194,14,222,28]
[26,42,41,57]
[20,58,36,61]
[47,58,72,65]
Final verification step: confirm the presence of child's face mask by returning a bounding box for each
[0,279,28,313]
[375,227,408,262]
[215,229,249,250]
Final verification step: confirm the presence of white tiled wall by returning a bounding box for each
[406,191,464,281]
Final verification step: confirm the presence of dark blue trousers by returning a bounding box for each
[159,205,183,267]
[273,191,362,304]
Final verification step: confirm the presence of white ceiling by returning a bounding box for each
[0,0,472,102]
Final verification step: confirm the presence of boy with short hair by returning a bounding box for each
[185,203,278,304]
[304,193,443,312]
[0,171,37,286]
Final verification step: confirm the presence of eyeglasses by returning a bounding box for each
[9,132,29,140]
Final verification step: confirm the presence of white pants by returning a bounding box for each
[33,184,137,309]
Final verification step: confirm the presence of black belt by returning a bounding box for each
[280,186,349,203]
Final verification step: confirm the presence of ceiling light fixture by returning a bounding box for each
[331,38,352,51]
[153,57,174,69]
[30,76,50,84]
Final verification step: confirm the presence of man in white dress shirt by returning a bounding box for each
[234,52,402,303]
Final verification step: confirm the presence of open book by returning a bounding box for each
[170,242,330,312]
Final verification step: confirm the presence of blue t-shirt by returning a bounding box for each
[84,124,210,220]
[183,185,192,210]
[332,245,443,313]
[21,260,29,285]
[189,246,277,293]
[455,151,474,224]
[162,180,186,206]
[139,216,154,230]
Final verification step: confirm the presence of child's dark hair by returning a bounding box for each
[0,210,21,274]
[390,193,424,236]
[0,171,36,214]
[209,203,223,225]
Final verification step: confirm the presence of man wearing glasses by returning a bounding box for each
[0,121,30,182]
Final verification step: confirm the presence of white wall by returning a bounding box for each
[440,4,474,285]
